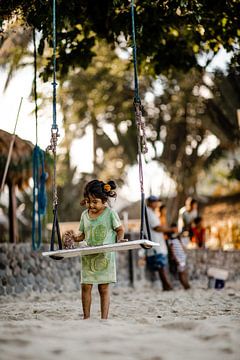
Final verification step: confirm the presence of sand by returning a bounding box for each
[0,282,240,360]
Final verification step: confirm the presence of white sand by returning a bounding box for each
[0,282,240,360]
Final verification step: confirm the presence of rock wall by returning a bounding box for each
[0,243,239,296]
[0,244,80,296]
[187,249,240,281]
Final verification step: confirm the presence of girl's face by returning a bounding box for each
[85,195,106,213]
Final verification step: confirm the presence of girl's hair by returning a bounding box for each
[82,179,117,204]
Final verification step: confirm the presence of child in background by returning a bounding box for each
[168,224,191,290]
[146,196,175,291]
[64,179,124,319]
[192,216,206,248]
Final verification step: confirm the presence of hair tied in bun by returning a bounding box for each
[104,183,111,192]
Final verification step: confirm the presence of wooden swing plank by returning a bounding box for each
[42,240,159,259]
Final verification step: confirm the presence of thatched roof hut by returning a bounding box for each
[0,129,34,242]
[0,129,33,189]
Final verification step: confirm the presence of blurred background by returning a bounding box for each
[1,0,240,250]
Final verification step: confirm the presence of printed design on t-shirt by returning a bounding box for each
[91,253,109,272]
[93,224,107,245]
[82,253,109,273]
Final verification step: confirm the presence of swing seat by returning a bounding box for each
[42,239,159,259]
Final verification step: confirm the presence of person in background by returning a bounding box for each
[145,196,177,291]
[182,199,198,231]
[178,197,192,232]
[192,216,206,248]
[159,204,168,227]
[167,224,191,290]
[178,197,198,232]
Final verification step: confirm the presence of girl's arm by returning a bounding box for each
[63,230,84,249]
[115,225,125,243]
[154,225,178,234]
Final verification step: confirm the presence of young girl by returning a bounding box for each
[64,179,124,320]
[167,223,191,290]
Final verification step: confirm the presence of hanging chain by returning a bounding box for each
[46,128,59,207]
[134,101,148,154]
[33,28,38,146]
[46,0,59,207]
[131,0,148,156]
[131,0,148,198]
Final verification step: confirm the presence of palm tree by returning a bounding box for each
[0,20,33,91]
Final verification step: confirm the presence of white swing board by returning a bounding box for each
[42,240,159,259]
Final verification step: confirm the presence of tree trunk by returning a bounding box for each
[167,191,187,224]
[92,118,97,175]
[8,182,18,243]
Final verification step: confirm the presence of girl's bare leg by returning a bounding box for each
[81,284,93,319]
[98,284,110,319]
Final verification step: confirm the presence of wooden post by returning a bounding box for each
[8,182,18,243]
[128,250,134,288]
[126,232,135,288]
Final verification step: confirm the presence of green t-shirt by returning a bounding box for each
[79,207,122,284]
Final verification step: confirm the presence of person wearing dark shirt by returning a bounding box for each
[192,216,206,248]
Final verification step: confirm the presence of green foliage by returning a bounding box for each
[229,164,240,181]
[0,20,32,90]
[57,41,146,182]
[143,65,240,199]
[1,1,240,212]
[1,1,240,78]
[198,151,240,196]
[205,69,240,145]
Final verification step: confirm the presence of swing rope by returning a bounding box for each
[33,28,38,146]
[130,0,151,241]
[46,0,150,256]
[46,0,62,257]
[32,28,47,251]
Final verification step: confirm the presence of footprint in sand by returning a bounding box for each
[162,321,197,331]
[198,332,230,342]
[51,349,64,355]
[221,347,233,354]
[0,338,30,346]
[199,334,221,341]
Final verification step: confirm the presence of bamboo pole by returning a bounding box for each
[0,97,23,192]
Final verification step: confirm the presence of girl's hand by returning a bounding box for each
[117,238,127,243]
[63,230,76,249]
[115,225,125,243]
[75,233,85,242]
[64,230,75,237]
